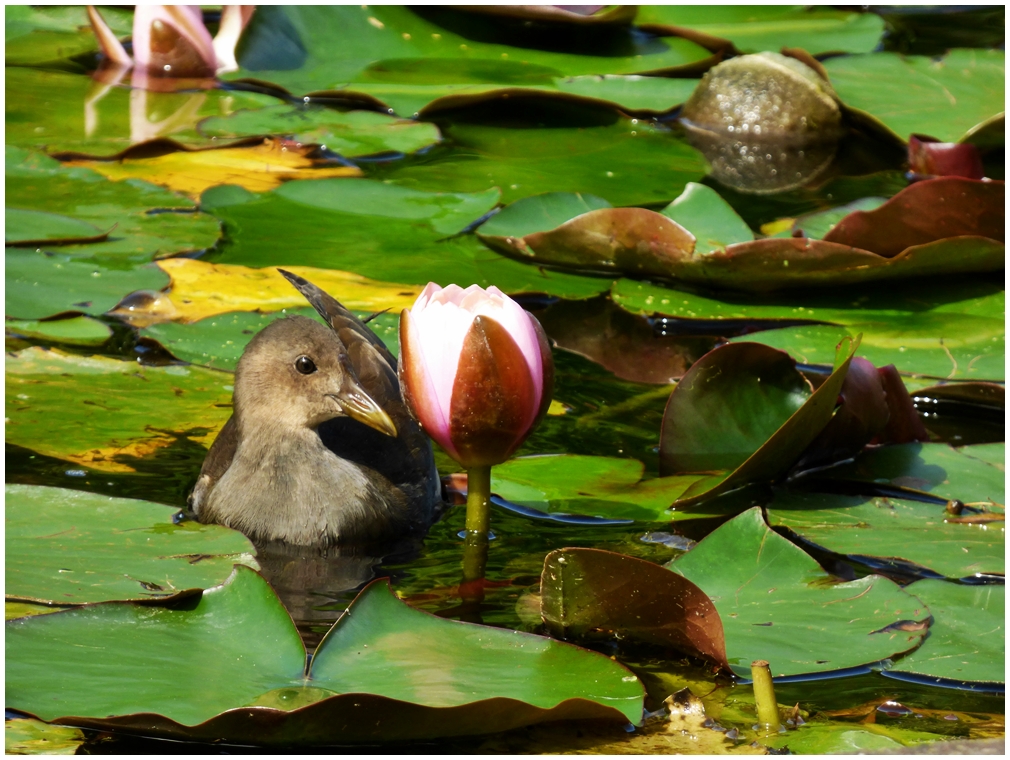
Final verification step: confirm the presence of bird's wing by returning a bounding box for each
[278,268,400,407]
[189,414,239,516]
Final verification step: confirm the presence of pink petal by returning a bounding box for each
[87,5,132,68]
[399,309,458,458]
[132,5,216,75]
[212,6,255,74]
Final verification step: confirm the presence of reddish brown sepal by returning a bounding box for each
[908,135,984,180]
[875,364,931,444]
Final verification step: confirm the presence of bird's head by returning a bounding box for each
[234,316,397,437]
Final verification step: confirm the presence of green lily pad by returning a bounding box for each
[666,508,931,678]
[205,178,610,299]
[479,192,612,239]
[660,338,858,506]
[4,718,85,756]
[5,146,221,262]
[659,182,754,254]
[767,724,940,754]
[612,278,1005,381]
[5,316,112,347]
[887,580,1004,686]
[5,347,233,471]
[5,208,108,246]
[5,484,258,605]
[140,307,400,372]
[791,197,888,240]
[5,4,132,67]
[821,442,1006,505]
[553,75,700,114]
[228,5,715,97]
[6,566,644,744]
[383,118,709,206]
[5,67,281,157]
[199,105,441,156]
[636,6,885,55]
[767,492,1004,579]
[491,454,709,522]
[824,49,1006,143]
[5,250,170,320]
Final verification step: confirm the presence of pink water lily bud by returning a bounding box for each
[399,283,554,469]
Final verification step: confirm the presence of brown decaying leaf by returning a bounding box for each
[908,135,985,180]
[62,138,361,198]
[823,177,1004,257]
[540,548,729,669]
[480,199,1004,293]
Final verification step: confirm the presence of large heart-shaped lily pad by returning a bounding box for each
[613,277,1005,381]
[5,485,258,605]
[885,580,1004,688]
[823,49,1006,143]
[666,508,931,678]
[7,565,644,744]
[491,454,709,522]
[205,178,610,299]
[5,146,221,262]
[767,491,1004,580]
[636,6,885,56]
[6,347,233,472]
[659,338,858,505]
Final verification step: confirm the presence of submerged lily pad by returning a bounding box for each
[666,508,931,678]
[886,580,1004,687]
[5,485,258,605]
[200,105,441,156]
[6,347,233,472]
[5,146,221,262]
[824,49,1006,143]
[6,566,644,744]
[659,338,858,505]
[767,491,1004,579]
[491,454,709,522]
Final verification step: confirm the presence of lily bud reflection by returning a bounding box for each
[398,283,554,469]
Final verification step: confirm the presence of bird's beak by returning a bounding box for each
[329,376,398,438]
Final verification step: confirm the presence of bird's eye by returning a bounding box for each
[294,356,317,375]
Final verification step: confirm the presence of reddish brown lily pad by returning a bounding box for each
[541,548,729,668]
[823,177,1003,257]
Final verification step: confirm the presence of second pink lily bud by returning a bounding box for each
[398,283,554,470]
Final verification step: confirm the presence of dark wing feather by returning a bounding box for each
[189,414,239,516]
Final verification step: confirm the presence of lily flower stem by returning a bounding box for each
[751,660,781,735]
[464,465,492,537]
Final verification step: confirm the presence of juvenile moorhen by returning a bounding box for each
[189,270,440,546]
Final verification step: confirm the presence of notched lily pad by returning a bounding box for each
[666,508,931,678]
[6,566,644,745]
[885,580,1004,687]
[660,338,858,506]
[5,485,258,605]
